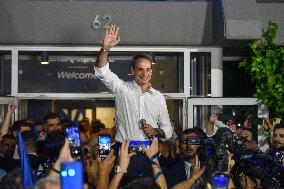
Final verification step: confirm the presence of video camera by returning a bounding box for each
[193,127,284,188]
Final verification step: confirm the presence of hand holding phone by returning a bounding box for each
[66,125,81,158]
[128,140,151,153]
[98,134,111,160]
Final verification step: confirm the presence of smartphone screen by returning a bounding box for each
[61,161,83,189]
[129,140,151,153]
[66,126,81,157]
[212,173,230,189]
[98,134,111,160]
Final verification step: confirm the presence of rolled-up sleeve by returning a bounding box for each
[94,63,110,78]
[94,63,124,94]
[162,123,173,140]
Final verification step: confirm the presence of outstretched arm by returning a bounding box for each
[143,140,168,189]
[1,102,16,138]
[206,114,218,136]
[95,24,120,68]
[96,150,116,189]
[109,140,136,189]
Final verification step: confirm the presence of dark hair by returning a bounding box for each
[273,124,284,131]
[179,128,203,140]
[0,168,22,189]
[1,134,16,144]
[242,128,256,141]
[90,119,106,134]
[119,177,160,189]
[132,54,153,69]
[11,119,33,133]
[21,131,37,153]
[43,112,61,124]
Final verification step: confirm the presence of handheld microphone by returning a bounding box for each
[140,119,146,127]
[140,119,153,139]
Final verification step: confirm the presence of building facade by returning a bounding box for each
[0,0,283,130]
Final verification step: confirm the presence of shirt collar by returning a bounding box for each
[132,81,156,95]
[184,161,193,170]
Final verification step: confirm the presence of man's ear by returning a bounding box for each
[175,139,180,155]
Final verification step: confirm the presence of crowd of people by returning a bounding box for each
[0,24,284,189]
[0,104,283,189]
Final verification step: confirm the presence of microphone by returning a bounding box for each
[140,119,146,127]
[140,119,153,139]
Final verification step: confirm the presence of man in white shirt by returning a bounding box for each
[94,24,172,143]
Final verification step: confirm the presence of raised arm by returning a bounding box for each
[1,102,16,138]
[109,140,136,189]
[143,140,168,189]
[95,24,120,68]
[206,114,218,136]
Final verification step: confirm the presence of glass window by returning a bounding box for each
[166,99,184,129]
[191,104,270,152]
[193,105,259,130]
[18,51,184,93]
[0,51,12,96]
[21,98,184,129]
[223,61,255,97]
[190,52,211,96]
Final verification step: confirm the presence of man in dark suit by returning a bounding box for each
[165,128,204,188]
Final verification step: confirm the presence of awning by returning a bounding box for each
[220,0,262,40]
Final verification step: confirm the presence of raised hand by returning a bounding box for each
[97,149,116,176]
[119,139,136,169]
[142,124,156,139]
[142,139,159,159]
[209,114,218,124]
[191,155,206,180]
[103,24,120,50]
[7,101,16,114]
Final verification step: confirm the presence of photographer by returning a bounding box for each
[271,124,284,165]
[164,128,204,188]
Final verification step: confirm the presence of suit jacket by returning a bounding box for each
[164,158,187,188]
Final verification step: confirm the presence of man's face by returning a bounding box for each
[273,128,284,151]
[179,132,199,160]
[132,58,152,87]
[1,138,17,158]
[45,117,62,133]
[241,129,253,141]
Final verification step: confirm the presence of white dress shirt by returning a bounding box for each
[94,63,172,142]
[184,161,194,179]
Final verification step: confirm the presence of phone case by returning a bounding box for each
[61,161,83,189]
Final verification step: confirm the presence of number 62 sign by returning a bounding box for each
[91,15,112,30]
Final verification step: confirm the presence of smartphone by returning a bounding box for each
[129,140,151,153]
[61,161,83,189]
[98,134,111,160]
[66,126,81,157]
[212,172,230,189]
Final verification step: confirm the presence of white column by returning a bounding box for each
[11,49,18,97]
[211,48,223,97]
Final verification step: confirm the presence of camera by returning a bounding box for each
[196,127,284,188]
